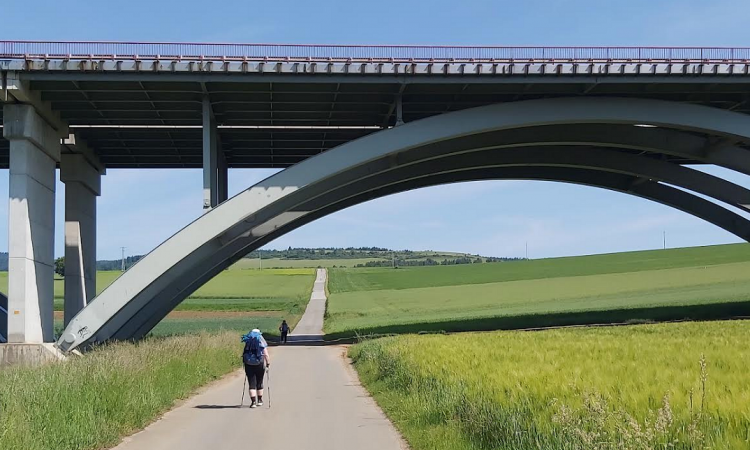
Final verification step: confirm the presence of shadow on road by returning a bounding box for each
[194,405,244,410]
[267,334,346,346]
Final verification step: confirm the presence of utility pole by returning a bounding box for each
[259,249,263,271]
[663,231,666,250]
[392,250,396,269]
[120,247,126,272]
[525,241,528,260]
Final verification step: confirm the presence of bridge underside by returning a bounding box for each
[45,96,750,352]
[3,74,750,168]
[4,47,750,350]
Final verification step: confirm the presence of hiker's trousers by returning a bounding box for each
[244,363,266,390]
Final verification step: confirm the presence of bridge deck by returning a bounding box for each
[3,42,750,168]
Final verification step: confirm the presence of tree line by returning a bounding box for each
[243,247,476,261]
[53,255,145,276]
[355,256,525,268]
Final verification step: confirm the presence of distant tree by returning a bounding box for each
[54,257,65,277]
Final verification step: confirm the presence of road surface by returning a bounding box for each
[112,269,406,450]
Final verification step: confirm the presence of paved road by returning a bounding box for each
[113,269,406,450]
[289,268,327,340]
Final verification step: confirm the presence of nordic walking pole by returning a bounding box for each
[241,373,247,408]
[266,366,271,409]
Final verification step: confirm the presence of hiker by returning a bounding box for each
[279,319,290,343]
[241,328,271,408]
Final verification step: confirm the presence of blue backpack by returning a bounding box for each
[242,333,264,366]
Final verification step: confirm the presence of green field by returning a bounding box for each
[146,269,315,337]
[38,268,315,337]
[329,244,750,292]
[326,244,750,337]
[351,320,750,449]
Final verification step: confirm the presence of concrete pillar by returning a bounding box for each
[60,154,101,326]
[0,293,8,343]
[3,104,61,343]
[203,96,219,209]
[218,147,228,204]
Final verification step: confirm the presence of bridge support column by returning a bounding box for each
[2,104,60,343]
[218,147,228,204]
[60,153,101,326]
[0,293,7,343]
[203,96,227,209]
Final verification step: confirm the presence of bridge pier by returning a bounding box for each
[202,96,227,210]
[2,104,60,343]
[60,145,102,326]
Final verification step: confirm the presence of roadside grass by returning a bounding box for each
[0,332,242,450]
[350,320,750,450]
[325,249,750,338]
[329,243,750,293]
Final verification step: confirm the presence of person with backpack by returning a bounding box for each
[279,320,290,344]
[241,328,271,408]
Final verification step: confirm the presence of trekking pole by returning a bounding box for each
[266,367,271,409]
[241,373,247,408]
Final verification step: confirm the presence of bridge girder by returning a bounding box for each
[58,97,750,351]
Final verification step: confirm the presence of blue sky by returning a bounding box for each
[3,0,750,260]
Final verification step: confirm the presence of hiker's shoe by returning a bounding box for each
[249,403,257,409]
[257,399,264,406]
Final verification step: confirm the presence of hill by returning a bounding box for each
[0,248,507,273]
[237,247,515,269]
[325,243,750,338]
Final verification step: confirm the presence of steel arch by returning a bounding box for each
[58,97,750,351]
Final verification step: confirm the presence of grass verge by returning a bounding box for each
[350,320,750,450]
[0,332,241,450]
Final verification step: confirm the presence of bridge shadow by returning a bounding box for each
[321,300,750,342]
[266,334,346,346]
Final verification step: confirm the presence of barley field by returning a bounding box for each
[351,320,750,449]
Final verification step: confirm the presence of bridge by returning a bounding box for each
[1,41,750,353]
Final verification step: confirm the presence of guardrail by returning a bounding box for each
[2,41,750,62]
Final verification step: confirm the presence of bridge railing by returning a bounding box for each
[2,41,750,62]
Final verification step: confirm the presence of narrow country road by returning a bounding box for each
[112,269,407,450]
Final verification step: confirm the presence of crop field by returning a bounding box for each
[326,244,750,337]
[39,268,315,338]
[351,320,750,449]
[330,244,750,292]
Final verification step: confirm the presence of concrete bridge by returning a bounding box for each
[1,41,750,353]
